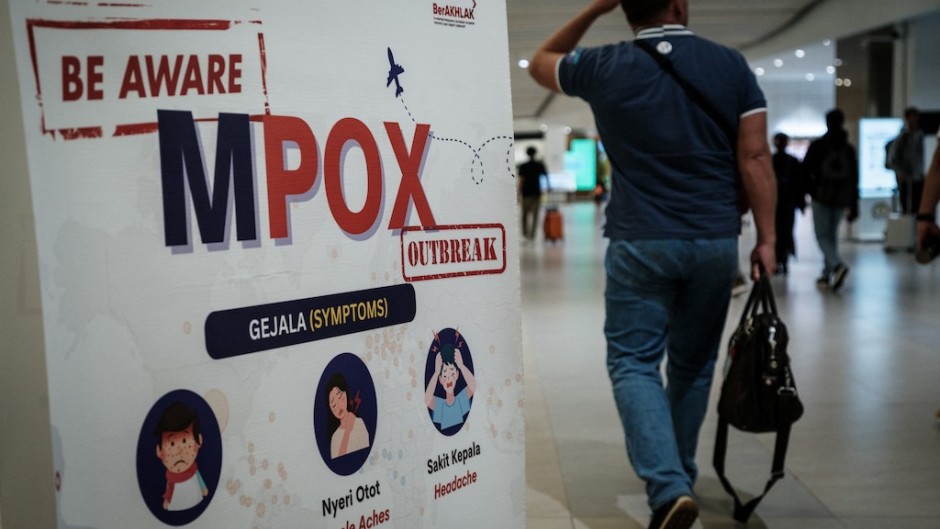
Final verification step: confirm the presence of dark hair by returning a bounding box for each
[774,132,789,142]
[155,401,201,447]
[825,108,845,130]
[440,343,457,366]
[526,146,537,157]
[621,0,671,25]
[904,106,919,118]
[324,372,351,436]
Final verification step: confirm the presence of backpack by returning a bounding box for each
[884,138,896,170]
[820,145,853,183]
[814,144,855,206]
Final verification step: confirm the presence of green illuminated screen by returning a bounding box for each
[564,139,597,192]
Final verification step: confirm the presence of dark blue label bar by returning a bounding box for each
[205,284,416,359]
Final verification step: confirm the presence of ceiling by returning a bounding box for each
[506,0,824,121]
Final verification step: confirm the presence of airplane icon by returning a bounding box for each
[386,47,405,97]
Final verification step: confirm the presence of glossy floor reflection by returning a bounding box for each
[523,201,940,529]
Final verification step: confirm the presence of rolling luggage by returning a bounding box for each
[543,206,563,242]
[884,213,915,252]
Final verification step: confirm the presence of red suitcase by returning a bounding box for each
[543,206,563,242]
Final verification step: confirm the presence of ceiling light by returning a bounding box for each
[826,66,836,74]
[844,78,852,87]
[834,58,843,66]
[823,39,832,46]
[518,59,530,69]
[754,67,765,76]
[806,73,815,81]
[835,78,844,86]
[795,49,806,58]
[774,59,784,67]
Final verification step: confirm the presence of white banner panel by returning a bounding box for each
[8,1,523,527]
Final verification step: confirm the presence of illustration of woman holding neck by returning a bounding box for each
[325,373,370,459]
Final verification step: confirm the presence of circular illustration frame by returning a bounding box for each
[314,352,378,476]
[136,389,222,526]
[424,327,475,436]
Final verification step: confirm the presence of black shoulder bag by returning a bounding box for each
[713,272,804,523]
[634,39,749,214]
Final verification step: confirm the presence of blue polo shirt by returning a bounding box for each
[558,25,766,240]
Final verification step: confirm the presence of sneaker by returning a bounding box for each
[731,274,747,297]
[648,495,699,529]
[815,275,829,289]
[831,263,850,292]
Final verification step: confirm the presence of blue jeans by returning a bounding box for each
[811,202,845,276]
[604,238,737,509]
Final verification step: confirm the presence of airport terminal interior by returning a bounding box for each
[510,4,940,526]
[521,202,940,528]
[4,1,940,528]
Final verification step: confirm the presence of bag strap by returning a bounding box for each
[713,410,794,523]
[634,39,736,149]
[737,268,777,328]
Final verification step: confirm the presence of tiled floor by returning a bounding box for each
[522,201,940,528]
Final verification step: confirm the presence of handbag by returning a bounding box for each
[712,270,803,523]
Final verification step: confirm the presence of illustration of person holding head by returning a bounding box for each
[155,401,209,511]
[424,341,478,430]
[325,373,371,459]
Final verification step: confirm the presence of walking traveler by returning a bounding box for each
[803,108,858,292]
[888,107,925,214]
[773,132,806,274]
[528,1,777,527]
[518,147,550,241]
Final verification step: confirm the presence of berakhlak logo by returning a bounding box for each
[431,0,477,29]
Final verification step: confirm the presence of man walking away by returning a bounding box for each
[888,107,925,215]
[518,146,550,241]
[803,108,858,292]
[528,1,777,528]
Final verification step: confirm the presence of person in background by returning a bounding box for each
[917,129,940,424]
[803,108,857,292]
[888,107,925,214]
[917,125,940,260]
[772,132,806,274]
[528,1,777,527]
[518,146,550,241]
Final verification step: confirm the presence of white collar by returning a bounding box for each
[635,25,694,39]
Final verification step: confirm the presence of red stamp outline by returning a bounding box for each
[24,17,270,140]
[400,223,506,282]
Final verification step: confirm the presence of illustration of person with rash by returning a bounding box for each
[154,401,209,511]
[325,373,371,459]
[425,339,478,430]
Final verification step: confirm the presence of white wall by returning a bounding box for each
[759,67,836,141]
[0,2,57,528]
[909,11,940,110]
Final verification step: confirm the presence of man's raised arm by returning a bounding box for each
[528,0,621,93]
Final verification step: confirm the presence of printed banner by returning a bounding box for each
[8,1,523,528]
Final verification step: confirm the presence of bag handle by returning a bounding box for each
[737,267,777,329]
